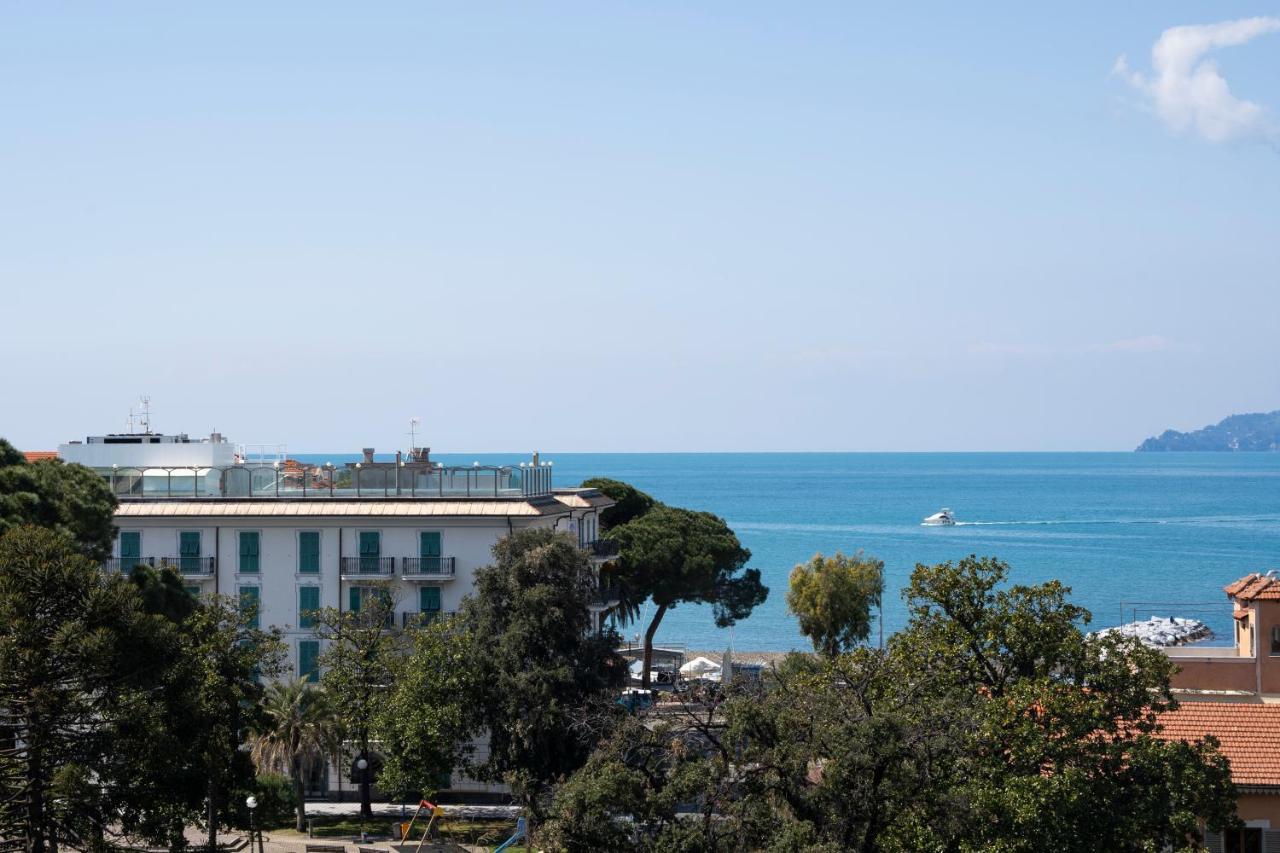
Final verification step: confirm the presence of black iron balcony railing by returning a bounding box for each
[401,557,456,578]
[402,610,455,628]
[157,557,216,576]
[590,582,622,607]
[586,539,620,558]
[101,556,157,573]
[340,556,395,576]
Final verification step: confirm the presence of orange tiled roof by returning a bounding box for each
[1155,703,1280,786]
[1224,573,1280,602]
[23,451,57,463]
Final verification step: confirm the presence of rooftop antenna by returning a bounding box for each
[408,417,421,454]
[137,395,152,434]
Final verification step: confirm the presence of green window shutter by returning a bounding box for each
[299,532,320,573]
[180,531,201,572]
[420,532,441,558]
[180,532,201,556]
[299,586,320,629]
[119,532,141,561]
[299,640,320,683]
[359,531,380,555]
[239,532,260,573]
[239,586,260,630]
[420,586,441,612]
[184,585,201,597]
[349,586,362,612]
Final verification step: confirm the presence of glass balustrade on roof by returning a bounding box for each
[98,462,553,499]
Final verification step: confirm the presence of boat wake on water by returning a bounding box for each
[948,515,1280,528]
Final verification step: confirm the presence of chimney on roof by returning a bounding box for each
[363,447,375,463]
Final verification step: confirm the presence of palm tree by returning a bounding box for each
[250,678,343,832]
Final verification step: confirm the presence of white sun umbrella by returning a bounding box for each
[680,656,722,677]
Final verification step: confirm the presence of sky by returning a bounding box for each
[3,3,1279,453]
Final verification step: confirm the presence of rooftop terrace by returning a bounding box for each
[102,461,555,500]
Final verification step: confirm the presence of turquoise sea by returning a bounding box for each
[299,453,1280,652]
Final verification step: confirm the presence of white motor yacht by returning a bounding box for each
[922,508,956,526]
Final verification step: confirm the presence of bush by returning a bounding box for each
[226,772,299,830]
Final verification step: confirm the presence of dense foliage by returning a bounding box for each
[461,528,627,824]
[546,555,1238,852]
[0,439,118,560]
[609,505,767,687]
[787,551,884,657]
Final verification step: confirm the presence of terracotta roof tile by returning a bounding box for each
[1155,703,1280,786]
[23,451,58,462]
[1224,573,1280,602]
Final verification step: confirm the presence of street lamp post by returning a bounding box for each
[355,757,370,840]
[245,796,264,853]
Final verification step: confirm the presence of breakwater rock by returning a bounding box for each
[1092,616,1213,647]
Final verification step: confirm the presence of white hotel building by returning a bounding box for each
[58,430,618,697]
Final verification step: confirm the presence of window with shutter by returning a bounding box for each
[299,640,320,683]
[299,586,320,629]
[239,586,260,630]
[299,531,320,573]
[239,531,260,573]
[179,531,201,572]
[420,532,442,572]
[349,586,362,612]
[420,586,442,613]
[359,531,380,572]
[119,531,141,562]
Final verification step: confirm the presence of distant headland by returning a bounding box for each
[1136,410,1280,452]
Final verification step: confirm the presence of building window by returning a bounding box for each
[358,531,381,572]
[349,586,392,628]
[1271,626,1280,656]
[298,531,320,573]
[179,531,201,572]
[119,531,142,565]
[299,640,320,683]
[420,531,442,571]
[184,585,201,598]
[420,585,442,618]
[1224,827,1262,853]
[239,531,260,573]
[239,585,261,630]
[299,586,320,629]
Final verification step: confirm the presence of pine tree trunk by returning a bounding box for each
[641,604,668,690]
[294,756,307,833]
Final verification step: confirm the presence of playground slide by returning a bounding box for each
[492,817,527,852]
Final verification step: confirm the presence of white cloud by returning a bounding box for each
[1086,334,1174,353]
[1114,17,1280,144]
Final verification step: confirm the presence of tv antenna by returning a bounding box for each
[408,416,421,452]
[127,395,152,435]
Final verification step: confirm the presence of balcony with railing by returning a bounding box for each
[102,460,555,500]
[401,556,456,579]
[401,610,456,628]
[584,539,620,559]
[339,556,395,579]
[590,581,622,609]
[101,556,156,573]
[167,557,216,576]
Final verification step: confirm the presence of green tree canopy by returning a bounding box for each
[312,581,403,819]
[608,506,767,688]
[547,555,1238,852]
[0,526,193,851]
[581,477,657,530]
[0,441,118,560]
[373,616,482,802]
[787,551,884,658]
[250,678,342,832]
[460,528,626,826]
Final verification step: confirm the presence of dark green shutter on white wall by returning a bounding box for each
[239,531,260,573]
[179,531,200,571]
[299,586,319,628]
[359,531,380,572]
[119,532,141,563]
[349,587,362,612]
[299,640,319,683]
[420,586,441,612]
[299,532,320,573]
[239,586,260,629]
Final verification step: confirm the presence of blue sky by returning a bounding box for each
[3,3,1279,452]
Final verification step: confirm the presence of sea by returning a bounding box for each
[296,452,1280,653]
